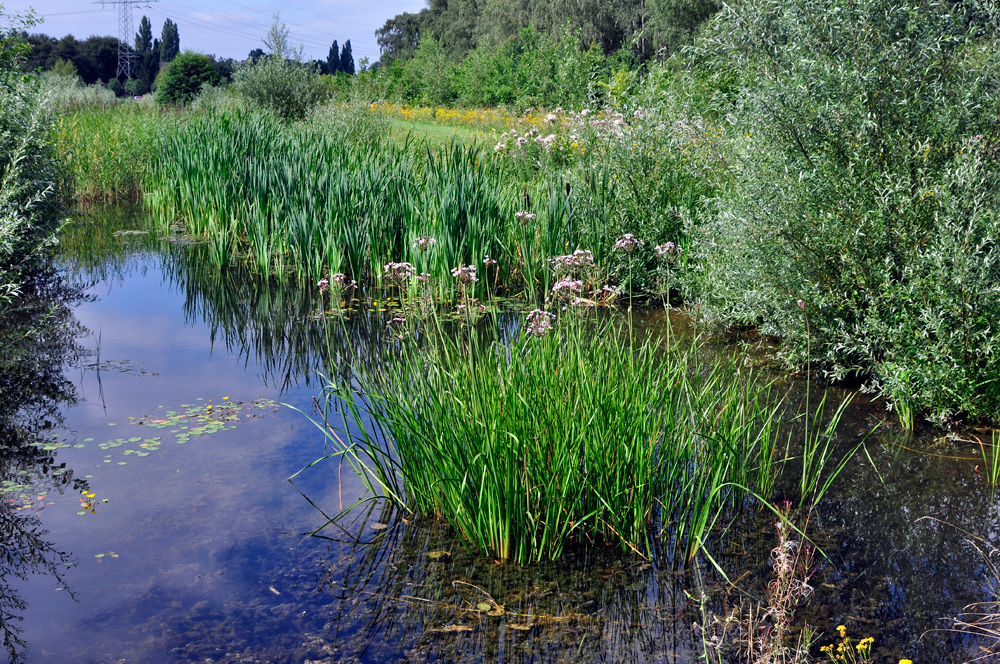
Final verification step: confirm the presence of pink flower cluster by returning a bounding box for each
[318,272,357,294]
[456,299,487,315]
[550,277,584,305]
[525,309,555,337]
[412,235,437,251]
[614,234,644,253]
[654,242,681,257]
[515,210,537,225]
[451,264,479,285]
[384,262,416,285]
[548,249,594,275]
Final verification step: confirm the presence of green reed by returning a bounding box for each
[980,433,1000,485]
[55,103,176,200]
[303,313,788,565]
[146,108,582,295]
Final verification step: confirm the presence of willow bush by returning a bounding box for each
[1,14,63,304]
[686,0,1000,423]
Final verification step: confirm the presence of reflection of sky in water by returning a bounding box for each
[6,207,1000,663]
[15,250,351,662]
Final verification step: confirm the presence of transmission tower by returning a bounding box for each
[95,0,158,81]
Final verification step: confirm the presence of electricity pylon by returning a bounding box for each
[95,0,158,81]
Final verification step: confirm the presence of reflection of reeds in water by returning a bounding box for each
[953,541,1000,661]
[0,263,89,663]
[56,202,179,285]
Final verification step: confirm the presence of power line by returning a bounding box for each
[145,3,380,61]
[94,0,159,80]
[165,0,380,48]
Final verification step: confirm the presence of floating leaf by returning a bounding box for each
[370,523,388,530]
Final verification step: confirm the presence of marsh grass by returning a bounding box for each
[979,433,1000,485]
[145,108,599,299]
[55,104,174,200]
[302,312,791,564]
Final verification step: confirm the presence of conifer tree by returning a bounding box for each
[327,39,340,73]
[160,18,179,62]
[135,16,152,54]
[340,39,354,75]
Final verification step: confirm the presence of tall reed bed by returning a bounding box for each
[307,315,786,564]
[146,109,580,296]
[55,103,175,200]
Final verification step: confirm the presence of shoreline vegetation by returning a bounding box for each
[3,0,1000,659]
[3,0,998,430]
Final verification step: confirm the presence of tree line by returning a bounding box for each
[376,0,720,64]
[20,15,357,95]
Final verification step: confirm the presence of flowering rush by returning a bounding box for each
[451,264,478,285]
[412,235,437,251]
[548,249,594,275]
[318,273,356,293]
[525,309,555,337]
[483,255,498,268]
[614,234,645,253]
[654,242,681,257]
[456,298,487,314]
[515,210,537,225]
[384,262,416,285]
[550,277,584,305]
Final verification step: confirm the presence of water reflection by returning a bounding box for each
[0,265,90,662]
[40,202,1000,663]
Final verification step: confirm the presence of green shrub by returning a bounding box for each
[38,73,116,109]
[156,52,219,106]
[123,77,146,96]
[231,55,327,121]
[687,0,1000,423]
[1,30,62,303]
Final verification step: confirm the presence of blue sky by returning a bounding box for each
[22,0,426,64]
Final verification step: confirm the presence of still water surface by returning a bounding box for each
[2,204,998,663]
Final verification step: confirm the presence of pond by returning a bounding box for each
[1,203,997,663]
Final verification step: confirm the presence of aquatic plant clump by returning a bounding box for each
[310,315,786,564]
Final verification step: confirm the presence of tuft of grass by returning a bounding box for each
[979,433,1000,485]
[302,313,788,564]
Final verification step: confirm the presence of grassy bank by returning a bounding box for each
[54,102,178,201]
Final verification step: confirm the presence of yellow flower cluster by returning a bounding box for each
[820,626,875,663]
[369,102,556,132]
